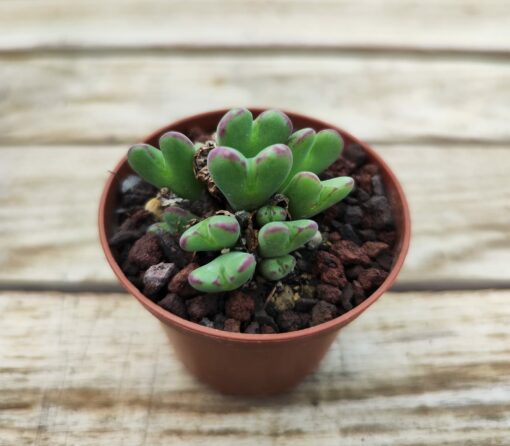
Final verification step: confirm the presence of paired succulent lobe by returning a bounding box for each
[280,128,344,189]
[127,132,203,200]
[127,144,170,189]
[207,144,292,211]
[283,172,354,219]
[216,108,293,157]
[179,215,240,251]
[188,252,256,292]
[258,220,318,258]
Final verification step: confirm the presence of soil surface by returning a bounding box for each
[109,130,397,334]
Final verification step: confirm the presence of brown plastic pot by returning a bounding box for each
[99,109,411,396]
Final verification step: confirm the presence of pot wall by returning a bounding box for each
[162,322,338,395]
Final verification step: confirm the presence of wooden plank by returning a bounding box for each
[0,0,509,52]
[1,145,509,285]
[1,56,510,145]
[1,290,510,445]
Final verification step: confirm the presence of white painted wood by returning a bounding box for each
[1,57,509,145]
[1,145,509,285]
[1,290,509,445]
[0,0,508,52]
[0,3,507,443]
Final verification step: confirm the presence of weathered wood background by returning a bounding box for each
[1,1,509,444]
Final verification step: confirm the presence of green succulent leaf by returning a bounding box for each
[188,252,257,293]
[258,220,318,258]
[285,128,315,175]
[207,144,292,211]
[179,215,240,252]
[304,129,343,174]
[284,172,354,219]
[127,144,170,189]
[259,255,296,281]
[159,132,204,200]
[249,110,293,157]
[216,108,253,154]
[147,222,171,235]
[127,132,204,200]
[162,207,197,235]
[216,108,293,157]
[281,129,344,189]
[256,205,288,226]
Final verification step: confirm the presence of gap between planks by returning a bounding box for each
[2,280,510,295]
[2,137,510,149]
[1,44,510,63]
[1,0,509,55]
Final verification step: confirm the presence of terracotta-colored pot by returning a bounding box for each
[99,109,411,396]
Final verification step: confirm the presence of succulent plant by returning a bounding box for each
[127,108,355,293]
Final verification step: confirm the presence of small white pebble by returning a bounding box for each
[120,175,141,193]
[306,231,323,250]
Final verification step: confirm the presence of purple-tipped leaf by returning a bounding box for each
[188,252,256,293]
[249,110,293,157]
[208,144,292,211]
[216,108,293,157]
[179,215,240,252]
[216,108,253,154]
[258,220,318,258]
[159,132,204,200]
[127,132,204,200]
[280,129,344,190]
[284,172,354,218]
[127,144,171,189]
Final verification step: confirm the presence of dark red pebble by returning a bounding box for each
[158,293,188,319]
[223,318,241,332]
[127,233,163,269]
[186,295,219,321]
[311,301,338,326]
[225,292,255,322]
[168,263,199,297]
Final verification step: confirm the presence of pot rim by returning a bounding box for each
[99,108,411,343]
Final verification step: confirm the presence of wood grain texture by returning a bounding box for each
[1,56,509,145]
[1,2,508,444]
[1,145,509,285]
[1,290,509,445]
[0,0,509,52]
